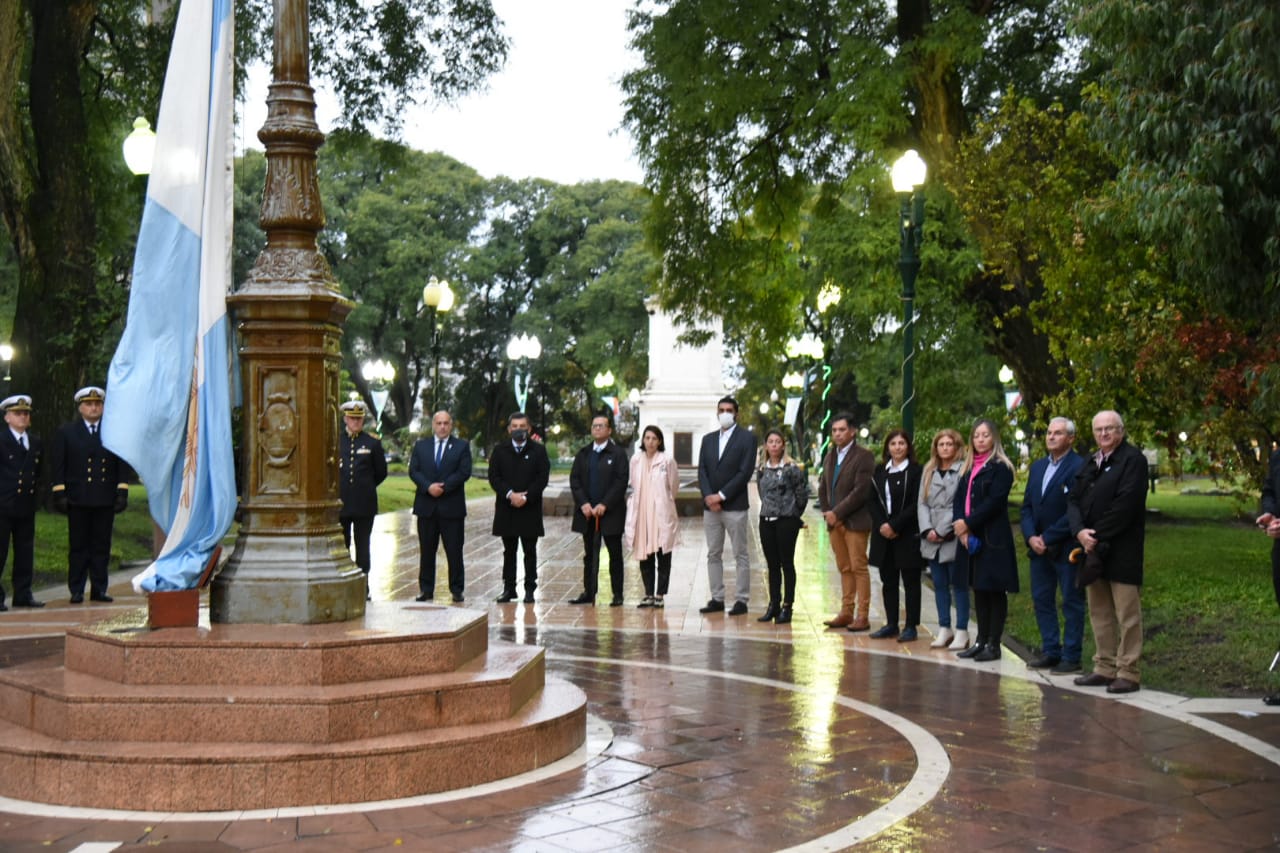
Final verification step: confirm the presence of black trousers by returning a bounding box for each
[759,517,801,605]
[502,534,539,594]
[639,549,672,597]
[68,505,114,597]
[341,514,375,574]
[878,553,922,628]
[417,514,465,598]
[973,588,1009,646]
[581,530,623,601]
[0,513,35,605]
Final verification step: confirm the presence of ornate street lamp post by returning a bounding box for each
[422,276,455,413]
[891,149,927,439]
[506,333,541,413]
[360,358,396,430]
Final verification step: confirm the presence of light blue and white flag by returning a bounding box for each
[104,0,236,592]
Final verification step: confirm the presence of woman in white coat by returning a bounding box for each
[625,425,680,607]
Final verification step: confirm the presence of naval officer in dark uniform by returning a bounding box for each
[339,400,387,595]
[50,386,132,603]
[0,395,43,611]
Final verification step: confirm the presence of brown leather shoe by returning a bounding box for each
[1074,672,1115,687]
[1106,677,1140,694]
[847,617,871,632]
[823,613,852,628]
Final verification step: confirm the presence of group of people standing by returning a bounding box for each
[0,389,133,612]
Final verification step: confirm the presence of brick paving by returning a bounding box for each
[0,484,1277,851]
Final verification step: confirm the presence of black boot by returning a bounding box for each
[956,640,987,659]
[757,603,780,622]
[973,643,1002,661]
[775,605,793,624]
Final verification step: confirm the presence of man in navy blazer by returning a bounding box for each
[409,410,472,602]
[1019,416,1086,673]
[697,396,758,615]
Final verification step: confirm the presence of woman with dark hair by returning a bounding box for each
[869,429,925,642]
[952,419,1019,661]
[755,429,809,624]
[625,425,680,607]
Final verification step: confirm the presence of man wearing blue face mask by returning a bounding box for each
[697,396,758,615]
[489,412,550,604]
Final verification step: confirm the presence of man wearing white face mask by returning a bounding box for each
[697,396,758,615]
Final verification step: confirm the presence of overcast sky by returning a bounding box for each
[239,0,645,186]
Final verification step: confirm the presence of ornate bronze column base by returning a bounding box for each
[210,528,364,624]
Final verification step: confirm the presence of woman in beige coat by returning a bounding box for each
[625,425,680,607]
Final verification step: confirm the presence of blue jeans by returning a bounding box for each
[930,558,969,630]
[1030,551,1086,662]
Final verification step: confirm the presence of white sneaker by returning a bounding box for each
[948,629,970,650]
[930,627,954,649]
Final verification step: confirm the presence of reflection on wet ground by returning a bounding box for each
[1,494,1278,851]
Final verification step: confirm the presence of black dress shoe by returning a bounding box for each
[569,594,595,605]
[451,595,464,603]
[414,594,432,602]
[699,599,725,614]
[1263,694,1280,706]
[90,593,114,603]
[1050,660,1082,674]
[775,606,793,624]
[1106,677,1140,694]
[897,626,918,642]
[610,598,623,607]
[13,598,44,608]
[1027,654,1061,669]
[757,604,780,623]
[956,642,987,659]
[973,644,1002,661]
[0,602,8,612]
[523,594,535,604]
[69,594,84,604]
[869,625,899,639]
[495,591,517,603]
[728,601,749,616]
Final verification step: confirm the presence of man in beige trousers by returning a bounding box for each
[818,413,876,631]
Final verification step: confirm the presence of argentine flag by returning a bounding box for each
[104,0,236,592]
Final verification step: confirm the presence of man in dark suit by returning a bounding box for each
[1068,410,1148,694]
[569,413,629,606]
[1020,416,1086,673]
[697,396,758,615]
[51,386,132,604]
[338,400,387,598]
[817,413,876,630]
[489,412,550,604]
[0,394,42,611]
[1256,446,1280,706]
[409,410,472,603]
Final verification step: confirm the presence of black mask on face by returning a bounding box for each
[511,429,529,443]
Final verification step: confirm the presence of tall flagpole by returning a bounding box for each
[211,0,365,623]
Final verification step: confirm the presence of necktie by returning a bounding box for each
[18,434,26,450]
[435,440,444,468]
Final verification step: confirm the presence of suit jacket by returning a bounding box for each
[489,439,551,538]
[0,430,42,517]
[869,460,925,569]
[953,459,1019,592]
[697,425,757,512]
[569,440,629,536]
[1262,448,1280,518]
[409,434,472,519]
[50,420,132,508]
[339,430,388,518]
[1068,439,1147,585]
[1019,449,1084,560]
[818,443,875,531]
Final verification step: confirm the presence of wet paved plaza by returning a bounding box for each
[1,487,1278,851]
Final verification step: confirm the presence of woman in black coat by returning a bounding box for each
[869,429,925,642]
[952,419,1019,661]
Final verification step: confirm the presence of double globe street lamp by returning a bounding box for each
[360,358,395,430]
[422,277,455,413]
[506,332,542,414]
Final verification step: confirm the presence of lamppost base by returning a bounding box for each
[210,529,366,624]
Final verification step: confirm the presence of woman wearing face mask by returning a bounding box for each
[625,425,680,607]
[869,430,925,642]
[918,429,969,649]
[951,419,1019,661]
[755,429,809,624]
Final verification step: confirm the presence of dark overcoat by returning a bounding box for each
[339,430,387,518]
[489,439,551,538]
[50,421,132,507]
[869,460,925,569]
[569,441,629,536]
[1067,439,1147,585]
[953,459,1019,593]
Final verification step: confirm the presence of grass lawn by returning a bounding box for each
[1003,480,1277,698]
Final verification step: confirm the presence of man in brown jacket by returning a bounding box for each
[818,413,876,630]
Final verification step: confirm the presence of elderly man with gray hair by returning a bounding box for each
[1020,417,1086,673]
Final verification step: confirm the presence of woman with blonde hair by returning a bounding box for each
[951,419,1019,660]
[625,425,680,608]
[918,429,969,649]
[755,429,809,623]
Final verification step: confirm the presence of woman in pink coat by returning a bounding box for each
[625,425,680,607]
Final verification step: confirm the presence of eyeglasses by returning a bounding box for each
[1093,425,1122,434]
